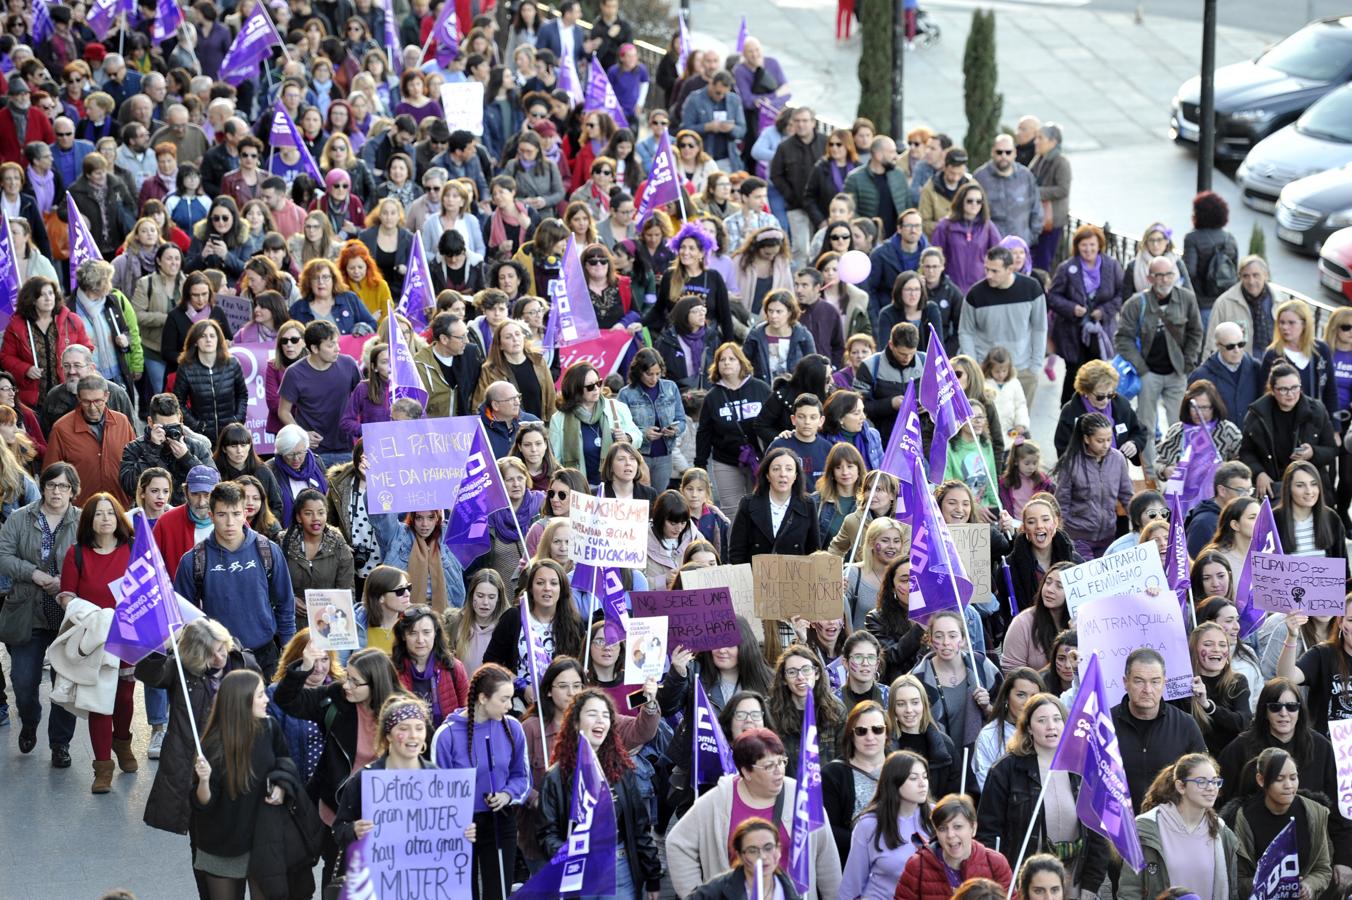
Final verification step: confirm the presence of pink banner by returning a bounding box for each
[339,333,376,362]
[554,330,635,389]
[233,341,276,455]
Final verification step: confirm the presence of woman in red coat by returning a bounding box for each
[389,604,468,729]
[0,275,91,407]
[894,794,1013,900]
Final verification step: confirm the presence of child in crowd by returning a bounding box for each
[999,441,1054,518]
[767,393,834,484]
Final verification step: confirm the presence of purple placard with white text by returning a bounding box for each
[233,341,276,454]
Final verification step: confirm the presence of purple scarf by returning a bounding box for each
[1082,395,1116,448]
[28,167,53,213]
[830,161,849,193]
[677,325,707,378]
[273,451,330,525]
[1080,255,1103,298]
[406,658,443,724]
[489,489,544,543]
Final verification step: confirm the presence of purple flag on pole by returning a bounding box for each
[692,677,734,791]
[677,13,691,73]
[789,689,825,895]
[1050,652,1146,872]
[31,0,53,43]
[0,213,20,322]
[735,16,748,53]
[1252,818,1301,900]
[879,381,923,482]
[1164,423,1220,508]
[1235,496,1282,637]
[219,1,283,85]
[899,452,973,623]
[382,0,401,73]
[541,235,601,349]
[67,194,103,288]
[395,235,433,330]
[570,562,628,644]
[518,599,553,696]
[104,511,185,665]
[150,0,183,44]
[584,55,629,129]
[431,0,459,66]
[557,57,583,106]
[338,837,377,899]
[443,422,511,566]
[918,324,974,477]
[512,735,618,899]
[1164,491,1189,611]
[635,131,678,228]
[269,106,324,185]
[386,300,428,407]
[86,0,132,40]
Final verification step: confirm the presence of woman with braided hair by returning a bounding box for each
[433,663,530,900]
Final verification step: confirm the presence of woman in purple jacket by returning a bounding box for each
[930,183,1003,294]
[1052,411,1134,561]
[1047,223,1126,403]
[340,341,390,445]
[432,663,531,900]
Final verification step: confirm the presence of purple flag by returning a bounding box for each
[219,1,284,86]
[382,0,401,73]
[735,16,748,53]
[789,689,825,895]
[918,324,974,477]
[66,194,103,288]
[1164,422,1220,508]
[635,131,678,228]
[900,452,973,623]
[338,837,377,899]
[150,0,183,44]
[541,235,601,349]
[1252,818,1301,900]
[1164,491,1189,610]
[395,235,433,330]
[879,381,923,482]
[386,300,428,407]
[443,422,511,566]
[519,598,553,697]
[104,511,185,665]
[1050,652,1146,872]
[691,677,734,791]
[31,0,53,43]
[270,105,323,185]
[512,735,618,898]
[86,0,133,40]
[677,12,690,74]
[430,0,459,66]
[584,55,628,129]
[558,57,583,106]
[1235,496,1282,637]
[0,214,20,322]
[581,564,630,645]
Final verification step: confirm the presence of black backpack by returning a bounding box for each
[1204,244,1238,296]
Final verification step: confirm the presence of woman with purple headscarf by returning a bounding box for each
[1047,222,1126,403]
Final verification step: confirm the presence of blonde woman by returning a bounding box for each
[319,132,376,209]
[288,211,341,267]
[1260,298,1337,416]
[886,673,959,795]
[9,217,57,285]
[112,217,164,299]
[844,516,908,632]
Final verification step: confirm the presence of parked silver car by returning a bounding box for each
[1237,83,1352,212]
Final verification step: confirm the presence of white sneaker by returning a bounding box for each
[148,728,165,760]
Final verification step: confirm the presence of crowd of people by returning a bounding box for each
[0,1,1344,900]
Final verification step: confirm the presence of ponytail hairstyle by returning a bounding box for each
[1140,752,1222,837]
[464,663,515,765]
[201,669,264,800]
[345,647,404,715]
[1051,412,1112,478]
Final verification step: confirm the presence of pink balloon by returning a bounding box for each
[837,250,872,285]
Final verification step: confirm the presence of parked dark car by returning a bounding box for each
[1238,84,1352,213]
[1171,16,1352,162]
[1275,163,1352,255]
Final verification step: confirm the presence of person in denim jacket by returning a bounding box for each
[617,347,687,493]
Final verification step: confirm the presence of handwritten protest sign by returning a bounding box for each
[625,616,668,683]
[1076,590,1191,706]
[631,587,738,653]
[363,417,481,515]
[677,563,760,632]
[1330,720,1352,819]
[305,589,358,651]
[215,293,252,335]
[949,523,991,599]
[569,491,648,568]
[362,768,475,899]
[233,341,276,454]
[439,82,485,135]
[1063,543,1168,616]
[752,554,844,621]
[1250,553,1347,616]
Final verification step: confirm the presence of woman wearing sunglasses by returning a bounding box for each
[1052,358,1147,470]
[348,565,415,659]
[1216,678,1341,810]
[821,699,889,865]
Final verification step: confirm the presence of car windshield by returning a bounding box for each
[1258,21,1352,82]
[1297,87,1352,142]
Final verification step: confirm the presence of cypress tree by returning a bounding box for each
[1249,220,1267,259]
[857,0,893,135]
[963,9,1003,157]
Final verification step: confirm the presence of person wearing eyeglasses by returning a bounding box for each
[1126,754,1241,900]
[1156,379,1244,484]
[1240,363,1338,501]
[681,71,747,175]
[1189,321,1263,433]
[1052,359,1146,472]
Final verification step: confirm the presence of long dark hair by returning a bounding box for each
[1208,496,1258,551]
[464,663,514,765]
[987,667,1045,728]
[874,556,912,633]
[1241,677,1312,768]
[1051,412,1111,478]
[201,669,264,800]
[861,750,933,852]
[1031,561,1074,663]
[753,446,807,499]
[1190,550,1233,602]
[1275,460,1339,553]
[767,643,845,733]
[213,422,263,475]
[776,352,832,401]
[391,604,456,673]
[696,616,773,696]
[520,558,586,661]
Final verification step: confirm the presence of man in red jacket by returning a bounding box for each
[152,465,220,575]
[0,79,56,167]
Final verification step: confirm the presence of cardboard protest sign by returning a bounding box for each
[677,563,760,632]
[1063,543,1168,616]
[1076,590,1192,706]
[439,81,485,135]
[232,341,276,454]
[569,491,649,568]
[631,587,738,652]
[1330,719,1352,819]
[305,589,358,651]
[949,523,991,599]
[362,417,482,515]
[752,554,844,622]
[361,768,476,898]
[214,293,252,335]
[1250,553,1347,617]
[625,616,668,683]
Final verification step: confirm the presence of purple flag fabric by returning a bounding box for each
[541,235,600,349]
[635,131,678,228]
[691,677,734,790]
[150,0,183,44]
[0,213,20,321]
[1235,496,1283,637]
[67,194,103,287]
[899,452,973,623]
[584,55,629,129]
[789,689,825,894]
[219,2,283,86]
[31,0,53,43]
[430,0,459,66]
[879,381,923,482]
[918,324,974,477]
[270,106,324,185]
[1252,818,1301,900]
[1050,652,1146,872]
[518,599,553,696]
[511,735,618,899]
[338,837,377,899]
[1164,491,1189,611]
[443,422,511,566]
[677,13,690,74]
[86,0,132,40]
[736,16,748,53]
[104,511,185,665]
[558,57,583,106]
[382,1,401,73]
[386,300,428,406]
[396,236,433,330]
[570,562,628,644]
[1164,423,1220,508]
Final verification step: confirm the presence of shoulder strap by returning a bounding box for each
[74,542,83,577]
[192,539,207,597]
[256,537,274,578]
